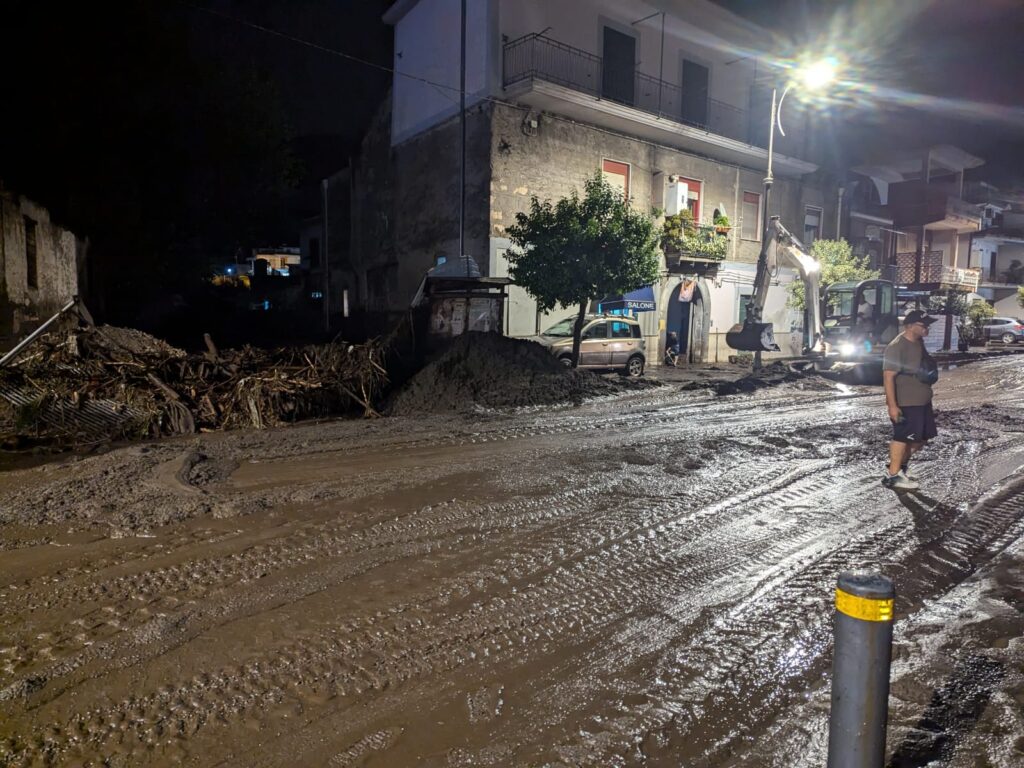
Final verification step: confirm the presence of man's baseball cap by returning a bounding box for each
[903,310,937,326]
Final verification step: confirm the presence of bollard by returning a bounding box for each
[827,570,895,768]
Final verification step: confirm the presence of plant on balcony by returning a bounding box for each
[660,211,729,262]
[713,212,732,234]
[506,172,659,368]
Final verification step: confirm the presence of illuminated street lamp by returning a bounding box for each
[751,57,838,369]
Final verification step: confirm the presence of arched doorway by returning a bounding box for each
[666,278,709,363]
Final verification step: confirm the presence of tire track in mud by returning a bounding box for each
[0,455,869,765]
[0,399,855,692]
[532,453,1024,765]
[0,389,1018,765]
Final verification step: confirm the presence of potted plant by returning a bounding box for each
[713,212,731,234]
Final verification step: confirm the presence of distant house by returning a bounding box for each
[0,185,87,349]
[248,247,301,276]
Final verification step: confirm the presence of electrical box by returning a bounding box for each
[665,180,689,216]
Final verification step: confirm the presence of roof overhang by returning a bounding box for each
[383,0,418,25]
[505,79,817,178]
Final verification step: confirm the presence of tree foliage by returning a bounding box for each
[1017,285,1024,310]
[786,239,879,310]
[966,298,996,326]
[506,173,660,365]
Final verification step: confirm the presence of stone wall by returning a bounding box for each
[0,189,84,347]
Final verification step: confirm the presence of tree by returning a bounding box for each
[786,239,879,310]
[1017,285,1024,309]
[966,298,995,326]
[507,173,660,366]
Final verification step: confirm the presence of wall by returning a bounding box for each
[485,102,824,360]
[390,0,494,145]
[0,190,82,346]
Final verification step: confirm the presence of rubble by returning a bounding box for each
[0,324,388,443]
[389,332,659,415]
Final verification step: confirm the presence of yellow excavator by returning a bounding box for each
[726,216,899,382]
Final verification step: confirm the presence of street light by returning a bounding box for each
[752,57,839,369]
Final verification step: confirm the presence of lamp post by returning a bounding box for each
[751,57,837,370]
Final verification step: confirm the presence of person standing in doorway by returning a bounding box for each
[882,310,938,490]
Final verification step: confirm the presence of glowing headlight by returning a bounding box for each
[839,343,856,356]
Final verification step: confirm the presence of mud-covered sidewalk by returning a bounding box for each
[0,356,1022,766]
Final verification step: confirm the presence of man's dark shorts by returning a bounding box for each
[892,403,938,443]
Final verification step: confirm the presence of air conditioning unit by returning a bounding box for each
[665,180,689,216]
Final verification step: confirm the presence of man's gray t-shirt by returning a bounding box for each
[883,335,932,406]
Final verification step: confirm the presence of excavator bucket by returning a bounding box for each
[725,321,780,352]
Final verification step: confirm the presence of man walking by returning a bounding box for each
[882,310,938,490]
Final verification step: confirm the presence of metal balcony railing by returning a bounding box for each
[503,33,751,144]
[896,252,981,290]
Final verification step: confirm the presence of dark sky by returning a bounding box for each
[717,0,1024,181]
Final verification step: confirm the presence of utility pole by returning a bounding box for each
[321,178,330,334]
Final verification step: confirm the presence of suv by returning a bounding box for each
[982,316,1024,344]
[534,315,646,376]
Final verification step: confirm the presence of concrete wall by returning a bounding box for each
[0,190,82,346]
[485,101,825,360]
[390,0,494,145]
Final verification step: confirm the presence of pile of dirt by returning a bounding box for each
[679,360,830,396]
[390,332,656,415]
[0,324,389,444]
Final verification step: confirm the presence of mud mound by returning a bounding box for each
[391,332,654,414]
[680,361,831,396]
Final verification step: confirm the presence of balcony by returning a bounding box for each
[501,33,816,177]
[888,181,982,231]
[896,251,981,290]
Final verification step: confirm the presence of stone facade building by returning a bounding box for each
[357,0,845,362]
[0,186,86,349]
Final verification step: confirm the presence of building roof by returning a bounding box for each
[852,145,985,184]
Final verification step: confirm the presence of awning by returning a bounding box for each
[600,285,656,312]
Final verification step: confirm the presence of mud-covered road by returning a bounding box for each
[1,357,1023,767]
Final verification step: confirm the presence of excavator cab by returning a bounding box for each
[822,279,898,357]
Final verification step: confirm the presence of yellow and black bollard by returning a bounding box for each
[826,570,895,768]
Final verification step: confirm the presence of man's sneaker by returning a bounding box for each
[901,467,918,482]
[882,470,919,490]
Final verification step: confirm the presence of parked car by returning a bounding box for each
[981,316,1024,344]
[534,314,646,376]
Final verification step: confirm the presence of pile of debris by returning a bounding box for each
[678,360,831,396]
[390,332,657,415]
[0,324,388,443]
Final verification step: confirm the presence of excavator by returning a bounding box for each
[725,216,899,382]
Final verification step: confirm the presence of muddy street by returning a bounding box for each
[1,357,1023,767]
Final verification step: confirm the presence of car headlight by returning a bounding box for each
[839,343,856,356]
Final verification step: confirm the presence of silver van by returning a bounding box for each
[534,315,646,376]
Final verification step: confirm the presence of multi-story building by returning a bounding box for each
[848,146,984,292]
[357,0,845,362]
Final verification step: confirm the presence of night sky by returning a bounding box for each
[2,0,1022,328]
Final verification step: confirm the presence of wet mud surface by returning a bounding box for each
[0,357,1022,766]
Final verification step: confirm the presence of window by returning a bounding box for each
[24,216,38,289]
[677,177,701,221]
[741,192,761,240]
[609,321,634,338]
[738,287,753,323]
[582,322,607,340]
[804,206,822,245]
[602,159,630,200]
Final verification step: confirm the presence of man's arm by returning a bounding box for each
[882,343,903,422]
[883,370,901,422]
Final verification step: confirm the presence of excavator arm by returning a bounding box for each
[725,216,823,353]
